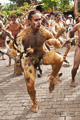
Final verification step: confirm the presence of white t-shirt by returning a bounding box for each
[66,19,76,31]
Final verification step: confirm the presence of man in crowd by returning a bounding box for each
[67,0,80,87]
[0,23,13,60]
[52,12,71,63]
[5,13,24,67]
[15,10,63,112]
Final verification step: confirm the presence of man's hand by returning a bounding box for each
[61,38,71,48]
[27,47,34,54]
[45,39,61,48]
[66,38,71,43]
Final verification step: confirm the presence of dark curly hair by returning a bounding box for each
[10,14,17,18]
[28,10,37,20]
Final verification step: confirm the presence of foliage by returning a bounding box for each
[42,0,58,11]
[1,3,18,11]
[0,2,30,18]
[1,11,8,18]
[0,0,74,18]
[23,2,31,8]
[9,0,31,6]
[42,0,73,12]
[7,10,23,17]
[58,0,73,12]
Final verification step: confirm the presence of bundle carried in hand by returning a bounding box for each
[56,27,66,39]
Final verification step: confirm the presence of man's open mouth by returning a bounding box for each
[37,25,40,28]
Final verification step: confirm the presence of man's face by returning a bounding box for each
[56,14,61,21]
[69,17,72,20]
[11,17,16,23]
[29,13,41,30]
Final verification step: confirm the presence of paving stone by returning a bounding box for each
[0,48,80,120]
[66,117,80,120]
[50,117,64,120]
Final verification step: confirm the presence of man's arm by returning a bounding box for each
[20,23,25,30]
[2,29,14,40]
[52,22,66,39]
[68,24,78,38]
[41,16,49,30]
[45,29,61,49]
[74,0,79,18]
[5,24,10,30]
[52,22,57,38]
[45,38,61,49]
[6,32,14,40]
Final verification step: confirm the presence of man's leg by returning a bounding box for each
[6,49,16,67]
[70,47,80,87]
[43,51,63,93]
[24,58,38,112]
[6,57,11,67]
[2,53,6,60]
[6,49,12,67]
[63,43,71,63]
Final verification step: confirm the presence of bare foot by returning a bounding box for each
[6,64,11,67]
[70,82,76,87]
[31,101,39,113]
[49,82,55,93]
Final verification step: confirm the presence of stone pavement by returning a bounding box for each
[0,47,80,120]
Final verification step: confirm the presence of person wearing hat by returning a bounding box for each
[66,14,76,33]
[66,14,76,46]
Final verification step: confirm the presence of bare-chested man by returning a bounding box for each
[67,0,80,87]
[52,12,71,63]
[5,13,24,66]
[0,23,13,59]
[15,10,63,112]
[6,14,24,37]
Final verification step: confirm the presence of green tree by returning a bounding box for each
[42,0,58,11]
[9,0,39,6]
[41,0,73,12]
[59,0,73,12]
[1,3,18,11]
[9,0,32,6]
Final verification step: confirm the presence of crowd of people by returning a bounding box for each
[0,0,80,113]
